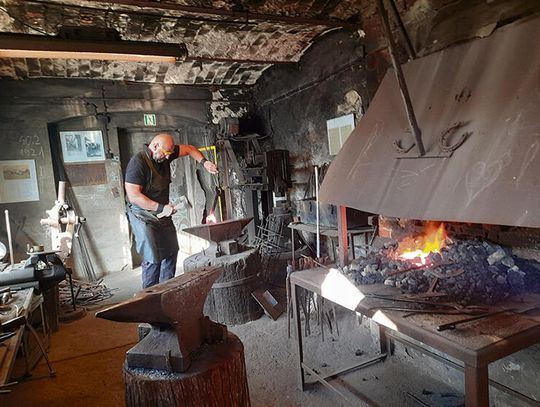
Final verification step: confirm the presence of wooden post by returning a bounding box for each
[124,332,250,407]
[337,206,349,267]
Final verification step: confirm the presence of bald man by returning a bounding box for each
[124,133,218,288]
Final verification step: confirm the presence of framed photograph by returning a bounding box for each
[0,160,39,203]
[60,130,105,163]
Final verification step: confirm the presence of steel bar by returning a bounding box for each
[437,305,540,331]
[386,0,416,60]
[364,293,488,311]
[25,322,56,376]
[406,392,431,407]
[291,282,305,390]
[301,363,357,407]
[314,166,321,259]
[319,353,387,381]
[377,0,425,156]
[369,306,482,315]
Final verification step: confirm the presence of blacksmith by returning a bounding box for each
[124,132,218,288]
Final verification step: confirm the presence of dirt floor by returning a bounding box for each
[0,269,465,407]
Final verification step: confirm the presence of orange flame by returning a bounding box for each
[396,222,447,265]
[206,211,217,224]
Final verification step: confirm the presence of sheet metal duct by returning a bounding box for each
[320,16,540,228]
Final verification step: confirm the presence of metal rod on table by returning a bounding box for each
[315,165,320,259]
[4,210,14,266]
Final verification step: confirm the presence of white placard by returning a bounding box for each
[327,113,355,155]
[0,159,39,203]
[60,130,105,163]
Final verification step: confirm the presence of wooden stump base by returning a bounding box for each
[124,332,250,407]
[184,248,263,325]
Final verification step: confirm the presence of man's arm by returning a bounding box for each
[125,183,160,211]
[125,183,176,216]
[178,144,218,174]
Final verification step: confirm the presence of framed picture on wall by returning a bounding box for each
[59,130,105,163]
[0,159,39,203]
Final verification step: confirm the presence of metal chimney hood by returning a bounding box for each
[320,16,540,228]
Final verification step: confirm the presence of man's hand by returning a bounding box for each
[157,203,177,218]
[203,160,218,175]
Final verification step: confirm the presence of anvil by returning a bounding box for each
[96,266,226,372]
[183,217,253,256]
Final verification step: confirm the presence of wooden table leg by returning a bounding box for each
[464,363,489,407]
[291,282,305,391]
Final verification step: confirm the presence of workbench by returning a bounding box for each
[290,267,540,407]
[0,288,48,385]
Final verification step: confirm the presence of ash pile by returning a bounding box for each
[343,238,540,305]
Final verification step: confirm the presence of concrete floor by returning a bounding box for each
[1,269,465,407]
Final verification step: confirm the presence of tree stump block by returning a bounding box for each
[124,332,250,407]
[184,248,263,325]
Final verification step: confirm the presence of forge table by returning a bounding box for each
[290,267,540,407]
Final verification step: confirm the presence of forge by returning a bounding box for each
[343,221,540,306]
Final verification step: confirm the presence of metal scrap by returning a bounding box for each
[58,279,116,308]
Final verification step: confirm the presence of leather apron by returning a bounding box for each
[127,150,179,263]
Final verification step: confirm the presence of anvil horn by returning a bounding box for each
[96,266,225,372]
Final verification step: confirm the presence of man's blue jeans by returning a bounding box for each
[141,252,178,288]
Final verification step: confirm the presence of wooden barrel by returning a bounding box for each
[124,332,250,407]
[184,248,263,325]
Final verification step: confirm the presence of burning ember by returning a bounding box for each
[342,230,540,305]
[205,211,217,224]
[396,222,447,266]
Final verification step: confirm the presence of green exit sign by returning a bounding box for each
[144,113,157,126]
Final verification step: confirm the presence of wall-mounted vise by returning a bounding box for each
[96,266,226,372]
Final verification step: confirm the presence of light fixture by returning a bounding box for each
[0,33,188,63]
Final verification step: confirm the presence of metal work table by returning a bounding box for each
[290,267,540,407]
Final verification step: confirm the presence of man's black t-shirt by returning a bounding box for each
[125,144,180,205]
